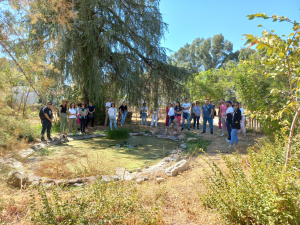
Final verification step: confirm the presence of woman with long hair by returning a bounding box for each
[165,103,171,128]
[108,103,117,130]
[59,100,68,134]
[68,102,77,135]
[228,102,242,148]
[119,101,128,126]
[79,102,88,134]
[174,102,182,125]
[238,102,246,138]
[150,105,160,127]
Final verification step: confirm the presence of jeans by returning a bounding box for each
[60,113,68,132]
[86,115,94,127]
[141,113,147,126]
[110,117,117,130]
[69,118,77,134]
[80,118,87,133]
[203,117,213,132]
[168,117,173,127]
[181,113,190,129]
[230,129,238,144]
[194,116,200,128]
[41,119,52,138]
[121,112,127,125]
[226,121,231,140]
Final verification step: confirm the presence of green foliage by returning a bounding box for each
[30,181,162,224]
[200,138,300,224]
[106,128,130,139]
[183,133,211,154]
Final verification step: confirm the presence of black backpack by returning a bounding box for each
[39,107,46,120]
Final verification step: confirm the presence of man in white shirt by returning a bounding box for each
[181,98,191,131]
[105,98,112,126]
[168,103,175,127]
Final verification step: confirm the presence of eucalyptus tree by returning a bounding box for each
[28,0,190,110]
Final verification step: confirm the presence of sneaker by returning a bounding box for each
[225,139,230,142]
[181,128,184,131]
[225,138,229,141]
[41,137,46,142]
[201,131,206,134]
[220,133,224,137]
[211,132,213,134]
[48,137,53,141]
[227,145,232,149]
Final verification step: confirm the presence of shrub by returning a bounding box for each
[30,181,161,224]
[106,128,130,139]
[200,138,300,224]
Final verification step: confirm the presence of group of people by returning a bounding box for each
[40,101,95,141]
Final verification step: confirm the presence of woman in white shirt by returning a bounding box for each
[238,103,246,137]
[140,103,148,126]
[108,103,117,130]
[68,102,77,135]
[150,106,160,127]
[168,103,175,127]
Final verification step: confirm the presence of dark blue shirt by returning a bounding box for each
[88,106,95,114]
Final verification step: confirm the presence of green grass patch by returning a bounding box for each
[184,138,211,155]
[106,128,130,139]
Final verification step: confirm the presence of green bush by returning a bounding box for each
[200,138,300,224]
[30,181,161,224]
[106,128,130,139]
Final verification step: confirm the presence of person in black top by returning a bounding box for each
[59,100,68,134]
[87,101,96,128]
[119,101,128,126]
[41,102,54,142]
[228,102,241,148]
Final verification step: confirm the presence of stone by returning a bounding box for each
[61,138,69,143]
[7,172,31,188]
[177,134,187,140]
[156,177,164,184]
[136,178,145,184]
[170,150,178,154]
[139,132,145,135]
[145,165,149,169]
[73,183,84,187]
[150,129,159,135]
[129,133,139,136]
[128,170,132,173]
[101,175,120,182]
[136,168,142,172]
[115,167,128,176]
[187,138,198,142]
[31,143,47,151]
[165,160,189,177]
[180,143,187,148]
[18,149,35,159]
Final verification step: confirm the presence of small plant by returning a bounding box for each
[184,138,211,155]
[106,128,130,139]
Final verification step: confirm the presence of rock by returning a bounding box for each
[170,150,178,154]
[73,183,84,187]
[31,143,47,151]
[61,138,69,143]
[129,133,139,136]
[136,168,142,172]
[156,177,164,184]
[18,149,35,159]
[128,170,132,173]
[150,129,159,135]
[139,132,145,135]
[164,157,170,162]
[145,165,149,169]
[168,136,178,141]
[7,172,31,188]
[187,138,198,142]
[101,175,120,182]
[165,160,189,177]
[136,178,145,184]
[180,143,187,148]
[115,167,128,176]
[177,134,187,140]
[0,158,24,171]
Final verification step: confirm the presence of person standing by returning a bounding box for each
[219,99,228,137]
[174,102,182,125]
[189,102,195,124]
[218,103,222,130]
[165,103,171,128]
[140,103,148,126]
[40,102,54,142]
[87,102,95,128]
[79,103,88,134]
[201,99,214,134]
[228,102,242,148]
[181,98,191,131]
[238,103,246,138]
[150,106,160,127]
[224,101,234,142]
[119,101,128,126]
[105,98,112,126]
[59,100,68,134]
[77,103,82,126]
[68,102,77,135]
[108,103,117,130]
[210,101,216,121]
[168,103,175,127]
[193,101,201,129]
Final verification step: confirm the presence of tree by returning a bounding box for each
[28,0,190,112]
[169,34,236,73]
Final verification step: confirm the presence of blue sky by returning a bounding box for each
[159,0,300,54]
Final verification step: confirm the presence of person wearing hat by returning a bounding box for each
[224,101,234,142]
[140,103,148,126]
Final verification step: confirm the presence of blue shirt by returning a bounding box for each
[174,106,182,116]
[202,104,213,118]
[88,106,95,114]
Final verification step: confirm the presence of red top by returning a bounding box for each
[166,107,169,113]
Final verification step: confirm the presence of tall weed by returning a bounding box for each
[200,138,300,224]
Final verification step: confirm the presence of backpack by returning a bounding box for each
[39,107,46,120]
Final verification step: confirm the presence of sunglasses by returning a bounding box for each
[235,104,239,106]
[47,103,52,105]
